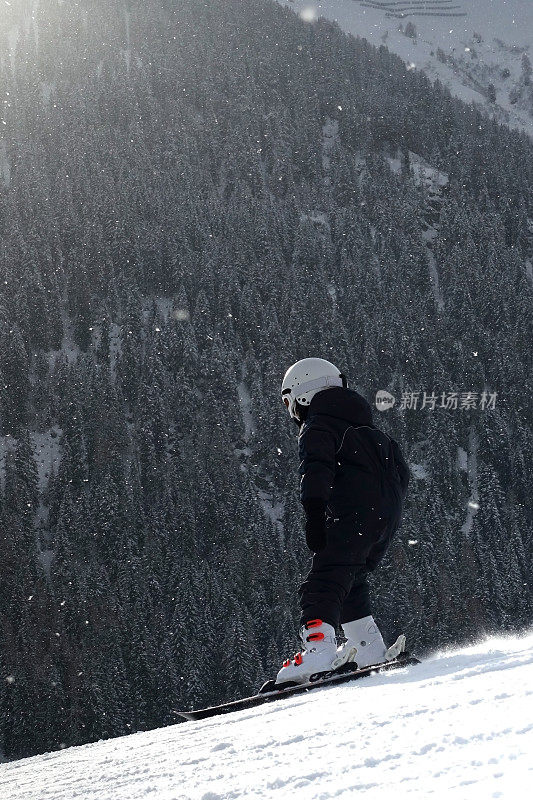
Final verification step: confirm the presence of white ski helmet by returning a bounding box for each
[281,358,346,419]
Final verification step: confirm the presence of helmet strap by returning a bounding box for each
[294,401,309,423]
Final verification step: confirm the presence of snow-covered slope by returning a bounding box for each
[3,633,533,799]
[284,0,533,137]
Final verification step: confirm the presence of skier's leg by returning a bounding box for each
[338,519,406,668]
[277,508,394,684]
[276,527,362,686]
[298,506,386,630]
[339,570,371,624]
[298,552,359,630]
[328,571,386,669]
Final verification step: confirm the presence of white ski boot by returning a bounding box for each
[275,619,338,686]
[332,615,406,670]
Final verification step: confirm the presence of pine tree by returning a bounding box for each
[0,325,31,436]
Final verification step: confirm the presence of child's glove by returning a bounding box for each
[302,499,327,553]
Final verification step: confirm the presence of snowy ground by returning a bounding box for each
[2,632,533,799]
[283,0,533,137]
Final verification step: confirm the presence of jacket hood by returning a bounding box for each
[309,387,374,427]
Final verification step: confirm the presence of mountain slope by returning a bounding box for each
[284,0,533,136]
[2,632,533,799]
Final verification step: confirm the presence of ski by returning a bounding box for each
[177,652,420,721]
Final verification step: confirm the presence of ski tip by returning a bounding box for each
[258,679,300,695]
[176,711,195,721]
[258,679,277,694]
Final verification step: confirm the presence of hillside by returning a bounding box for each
[2,632,533,799]
[284,0,533,136]
[0,0,532,760]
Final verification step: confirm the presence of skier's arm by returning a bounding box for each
[298,419,337,553]
[298,420,337,505]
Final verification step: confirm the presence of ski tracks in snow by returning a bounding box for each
[2,633,533,799]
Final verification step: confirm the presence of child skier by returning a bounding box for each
[277,357,410,686]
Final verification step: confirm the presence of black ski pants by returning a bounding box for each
[298,485,402,629]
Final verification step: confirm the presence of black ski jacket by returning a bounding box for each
[298,387,409,532]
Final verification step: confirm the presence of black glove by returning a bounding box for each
[302,498,327,553]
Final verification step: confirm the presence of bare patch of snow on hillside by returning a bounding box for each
[237,381,255,443]
[258,488,285,533]
[461,426,479,536]
[47,312,81,368]
[110,322,122,379]
[40,82,55,107]
[409,151,448,191]
[38,548,54,580]
[410,461,428,479]
[301,210,329,226]
[327,282,337,306]
[386,155,402,174]
[322,116,339,175]
[425,242,445,313]
[457,445,468,471]
[31,427,62,492]
[236,380,285,538]
[0,140,10,187]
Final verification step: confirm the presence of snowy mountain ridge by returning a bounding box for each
[2,632,533,799]
[284,0,533,137]
[357,1,467,18]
